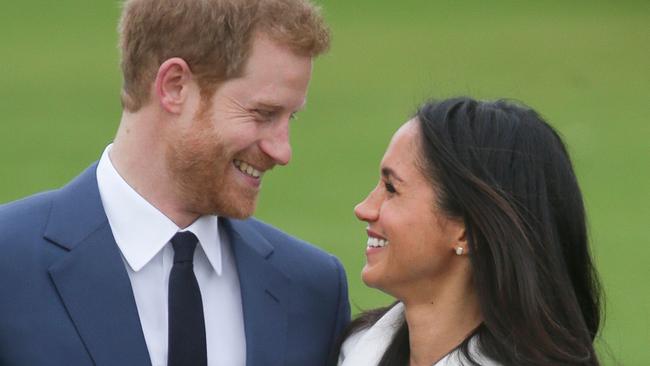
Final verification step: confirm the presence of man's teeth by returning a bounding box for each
[234,160,262,178]
[367,237,389,248]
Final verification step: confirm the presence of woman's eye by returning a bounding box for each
[384,181,396,194]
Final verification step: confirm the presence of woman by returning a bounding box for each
[337,97,601,366]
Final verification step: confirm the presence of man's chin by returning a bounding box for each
[212,199,257,219]
[221,208,255,220]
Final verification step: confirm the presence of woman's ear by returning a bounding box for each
[451,220,469,256]
[154,57,194,114]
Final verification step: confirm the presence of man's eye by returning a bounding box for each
[253,109,273,120]
[384,181,396,194]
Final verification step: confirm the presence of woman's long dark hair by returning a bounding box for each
[338,97,601,366]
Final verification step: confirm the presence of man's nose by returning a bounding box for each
[259,120,292,166]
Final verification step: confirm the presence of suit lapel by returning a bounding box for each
[224,219,290,366]
[45,164,151,366]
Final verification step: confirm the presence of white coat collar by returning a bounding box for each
[338,302,500,366]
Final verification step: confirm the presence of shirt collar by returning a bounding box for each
[96,144,223,274]
[183,215,223,274]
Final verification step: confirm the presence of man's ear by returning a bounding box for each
[154,58,193,114]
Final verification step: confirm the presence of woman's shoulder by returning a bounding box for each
[337,302,405,366]
[435,336,502,366]
[338,303,503,366]
[337,327,367,364]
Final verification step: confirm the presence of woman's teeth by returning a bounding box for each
[234,160,262,178]
[367,237,389,248]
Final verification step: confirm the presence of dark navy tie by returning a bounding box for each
[168,231,207,366]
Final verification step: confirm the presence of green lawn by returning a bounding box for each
[1,1,648,364]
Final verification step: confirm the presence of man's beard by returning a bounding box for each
[165,116,258,219]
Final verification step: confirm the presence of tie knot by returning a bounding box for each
[171,231,198,263]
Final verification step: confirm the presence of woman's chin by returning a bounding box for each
[361,265,377,288]
[361,265,389,293]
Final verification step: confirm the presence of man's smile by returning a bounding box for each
[233,159,265,180]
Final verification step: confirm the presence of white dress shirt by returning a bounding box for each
[338,302,500,366]
[96,144,246,366]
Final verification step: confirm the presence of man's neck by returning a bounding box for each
[110,111,200,229]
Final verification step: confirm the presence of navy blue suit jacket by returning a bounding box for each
[0,164,350,365]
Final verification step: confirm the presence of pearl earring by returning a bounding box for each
[455,247,464,256]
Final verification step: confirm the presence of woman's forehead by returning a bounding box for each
[380,120,422,178]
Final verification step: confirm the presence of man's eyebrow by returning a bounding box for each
[253,99,307,112]
[253,102,283,110]
[381,167,404,182]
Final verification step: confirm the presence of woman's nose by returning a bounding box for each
[354,190,379,222]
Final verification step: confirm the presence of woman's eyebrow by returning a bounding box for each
[381,166,404,183]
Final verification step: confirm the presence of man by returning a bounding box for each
[0,1,350,365]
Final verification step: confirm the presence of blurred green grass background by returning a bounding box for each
[1,0,648,364]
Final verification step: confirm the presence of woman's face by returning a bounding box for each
[354,119,465,301]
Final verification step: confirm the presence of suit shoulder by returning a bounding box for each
[242,217,346,286]
[0,190,57,241]
[243,217,348,305]
[246,217,337,262]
